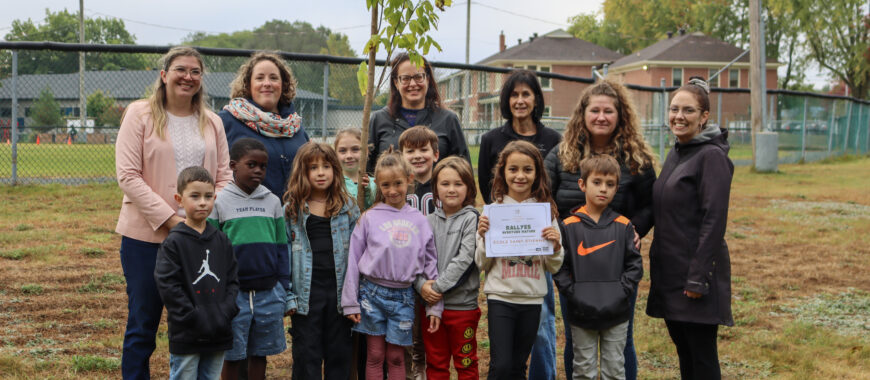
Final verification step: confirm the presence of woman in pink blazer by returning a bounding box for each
[114,46,231,380]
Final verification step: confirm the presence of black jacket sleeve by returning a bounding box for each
[685,150,732,295]
[446,112,471,165]
[552,222,573,292]
[366,114,380,174]
[630,167,656,238]
[154,239,195,326]
[220,236,241,319]
[544,147,561,205]
[478,134,493,204]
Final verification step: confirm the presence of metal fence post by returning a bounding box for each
[827,100,836,156]
[11,50,18,186]
[660,78,667,162]
[865,104,870,155]
[321,63,329,140]
[800,97,808,160]
[717,92,722,129]
[843,101,853,152]
[856,104,863,155]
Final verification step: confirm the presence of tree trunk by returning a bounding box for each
[357,2,379,210]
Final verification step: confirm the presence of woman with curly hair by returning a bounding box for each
[543,78,656,380]
[220,52,310,199]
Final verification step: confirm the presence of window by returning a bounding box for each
[672,68,683,87]
[478,72,488,92]
[708,69,718,86]
[542,106,552,118]
[452,77,463,99]
[525,65,551,89]
[0,108,11,117]
[729,69,739,88]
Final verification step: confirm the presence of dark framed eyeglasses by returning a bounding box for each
[396,73,427,85]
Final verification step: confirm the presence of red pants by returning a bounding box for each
[421,307,482,380]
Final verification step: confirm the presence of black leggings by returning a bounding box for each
[486,299,541,380]
[665,320,721,380]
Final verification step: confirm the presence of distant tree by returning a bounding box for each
[567,12,630,54]
[87,90,122,126]
[184,20,362,104]
[31,86,63,127]
[795,0,869,98]
[1,9,148,76]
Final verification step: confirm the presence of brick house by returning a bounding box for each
[438,29,623,137]
[608,31,779,125]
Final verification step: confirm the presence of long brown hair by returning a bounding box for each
[387,52,442,118]
[230,52,297,108]
[283,142,350,223]
[491,140,558,220]
[558,78,655,174]
[148,47,210,140]
[372,149,414,205]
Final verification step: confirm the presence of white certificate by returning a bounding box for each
[484,203,553,257]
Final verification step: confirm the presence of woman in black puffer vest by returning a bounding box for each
[544,78,656,380]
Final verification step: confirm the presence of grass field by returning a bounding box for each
[0,154,868,379]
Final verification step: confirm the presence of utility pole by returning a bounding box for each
[465,0,470,65]
[749,0,762,165]
[78,0,86,142]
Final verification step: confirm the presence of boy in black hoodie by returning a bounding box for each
[554,155,642,380]
[155,166,239,380]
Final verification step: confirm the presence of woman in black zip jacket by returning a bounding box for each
[366,52,470,173]
[543,78,656,380]
[647,77,733,380]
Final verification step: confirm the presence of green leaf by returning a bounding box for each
[357,62,368,96]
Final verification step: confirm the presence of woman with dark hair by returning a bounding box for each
[647,77,733,380]
[477,69,561,205]
[220,52,309,199]
[115,46,232,379]
[544,78,656,380]
[367,52,470,173]
[477,69,561,380]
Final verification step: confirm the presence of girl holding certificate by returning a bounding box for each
[475,140,564,379]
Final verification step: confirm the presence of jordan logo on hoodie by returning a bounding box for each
[192,249,220,285]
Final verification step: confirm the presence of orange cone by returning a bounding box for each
[67,136,72,145]
[36,135,40,145]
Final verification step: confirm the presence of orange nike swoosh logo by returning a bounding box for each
[577,240,615,256]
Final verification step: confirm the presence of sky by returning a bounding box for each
[0,0,830,87]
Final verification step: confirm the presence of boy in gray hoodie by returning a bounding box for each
[415,157,481,379]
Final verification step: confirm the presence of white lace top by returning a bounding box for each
[166,112,206,177]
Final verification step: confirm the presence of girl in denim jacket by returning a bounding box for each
[283,142,360,379]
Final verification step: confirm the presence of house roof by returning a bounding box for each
[0,71,325,101]
[610,32,778,69]
[478,29,623,65]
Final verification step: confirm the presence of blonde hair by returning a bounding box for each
[334,127,362,150]
[558,78,655,174]
[229,52,297,107]
[283,142,351,223]
[372,149,414,205]
[148,47,210,140]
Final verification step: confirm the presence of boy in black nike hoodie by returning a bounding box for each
[554,155,642,380]
[155,166,239,380]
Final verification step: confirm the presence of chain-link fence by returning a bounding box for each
[1,42,868,185]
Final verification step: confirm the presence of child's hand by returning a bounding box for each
[360,173,370,188]
[633,226,641,250]
[421,280,442,304]
[284,309,296,317]
[347,313,361,323]
[684,290,702,299]
[427,315,441,333]
[477,215,490,238]
[541,226,561,252]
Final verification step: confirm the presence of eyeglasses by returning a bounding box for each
[396,73,426,85]
[171,66,202,79]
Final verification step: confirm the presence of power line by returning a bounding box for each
[471,1,569,27]
[86,9,225,35]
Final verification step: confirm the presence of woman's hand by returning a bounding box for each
[684,290,702,299]
[347,313,361,323]
[427,316,441,333]
[421,280,442,304]
[478,215,490,238]
[162,215,185,231]
[542,226,561,252]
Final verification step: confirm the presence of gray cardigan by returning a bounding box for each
[414,205,480,310]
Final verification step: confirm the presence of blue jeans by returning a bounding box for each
[169,351,225,380]
[120,237,164,380]
[528,272,557,380]
[560,286,638,380]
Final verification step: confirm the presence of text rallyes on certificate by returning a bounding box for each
[483,203,553,257]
